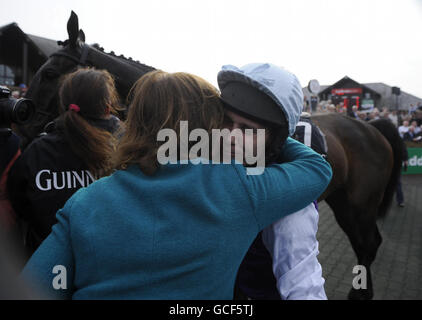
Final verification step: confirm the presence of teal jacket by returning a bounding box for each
[22,138,332,299]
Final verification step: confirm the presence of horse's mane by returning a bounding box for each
[91,43,155,73]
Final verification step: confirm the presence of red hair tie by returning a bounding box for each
[69,104,80,112]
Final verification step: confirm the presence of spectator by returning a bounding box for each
[396,145,408,208]
[316,104,323,113]
[410,120,421,135]
[399,110,407,122]
[409,104,417,115]
[327,104,336,113]
[19,84,27,98]
[348,105,358,119]
[337,106,345,114]
[403,126,417,142]
[411,109,422,126]
[388,110,398,127]
[380,111,391,122]
[402,114,412,123]
[398,120,409,138]
[358,111,370,121]
[7,68,121,256]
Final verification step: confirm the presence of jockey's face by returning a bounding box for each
[222,109,269,164]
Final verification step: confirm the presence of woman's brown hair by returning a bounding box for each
[113,70,224,175]
[59,68,120,176]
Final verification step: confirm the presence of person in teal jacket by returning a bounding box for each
[22,70,332,299]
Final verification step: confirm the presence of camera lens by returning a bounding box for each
[0,89,35,126]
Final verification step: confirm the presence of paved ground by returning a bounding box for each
[316,174,422,300]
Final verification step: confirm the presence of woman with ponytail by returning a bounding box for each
[7,68,121,256]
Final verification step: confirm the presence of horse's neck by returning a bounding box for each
[89,48,155,100]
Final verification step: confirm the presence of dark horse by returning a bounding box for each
[19,11,155,145]
[311,113,404,300]
[22,12,404,300]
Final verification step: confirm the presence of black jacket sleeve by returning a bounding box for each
[6,152,32,221]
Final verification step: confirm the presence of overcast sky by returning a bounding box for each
[2,0,422,98]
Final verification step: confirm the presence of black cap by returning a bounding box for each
[220,81,286,126]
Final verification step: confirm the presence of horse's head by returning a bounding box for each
[21,11,156,146]
[21,11,90,144]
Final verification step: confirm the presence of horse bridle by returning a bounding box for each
[49,43,91,67]
[30,44,91,129]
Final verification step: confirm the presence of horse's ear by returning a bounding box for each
[67,11,79,48]
[79,29,85,43]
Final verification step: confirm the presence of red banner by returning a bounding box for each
[331,88,362,95]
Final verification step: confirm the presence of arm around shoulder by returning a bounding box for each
[235,137,332,230]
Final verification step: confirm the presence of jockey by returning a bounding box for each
[217,63,328,300]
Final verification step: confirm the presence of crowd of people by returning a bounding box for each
[10,84,28,99]
[0,64,332,300]
[309,100,422,142]
[307,99,419,208]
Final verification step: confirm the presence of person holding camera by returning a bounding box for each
[7,68,121,256]
[1,85,36,237]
